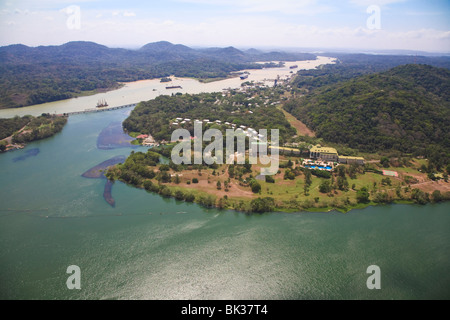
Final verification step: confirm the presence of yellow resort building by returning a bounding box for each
[309,145,339,162]
[309,145,365,165]
[338,155,365,165]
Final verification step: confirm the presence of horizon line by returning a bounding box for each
[1,40,449,56]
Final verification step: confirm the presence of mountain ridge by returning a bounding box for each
[0,40,316,65]
[0,40,316,109]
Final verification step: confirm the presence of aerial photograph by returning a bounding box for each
[0,0,449,306]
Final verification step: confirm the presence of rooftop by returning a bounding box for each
[269,146,300,152]
[339,156,365,160]
[310,145,338,155]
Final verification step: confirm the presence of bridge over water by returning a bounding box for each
[62,103,137,116]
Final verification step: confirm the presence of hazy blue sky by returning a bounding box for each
[0,0,449,52]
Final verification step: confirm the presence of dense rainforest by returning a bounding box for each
[0,113,67,150]
[123,91,296,144]
[0,115,33,140]
[292,53,450,93]
[284,64,450,170]
[0,41,315,109]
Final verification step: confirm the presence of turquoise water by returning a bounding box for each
[306,165,332,170]
[0,108,449,300]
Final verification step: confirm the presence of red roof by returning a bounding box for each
[136,134,148,139]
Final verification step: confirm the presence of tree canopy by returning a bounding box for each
[284,64,450,168]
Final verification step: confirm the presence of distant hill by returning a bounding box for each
[0,41,316,109]
[284,64,450,162]
[292,53,450,92]
[245,48,263,55]
[138,41,199,61]
[0,41,315,66]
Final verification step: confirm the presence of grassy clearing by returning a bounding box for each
[277,105,315,137]
[113,151,447,213]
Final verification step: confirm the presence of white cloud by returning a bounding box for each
[123,11,136,17]
[177,0,333,15]
[405,11,441,16]
[111,10,136,17]
[349,0,407,7]
[0,2,448,53]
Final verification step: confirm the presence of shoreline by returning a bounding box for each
[0,57,336,119]
[0,114,68,153]
[107,154,449,214]
[112,177,446,214]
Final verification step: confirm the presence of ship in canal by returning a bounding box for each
[96,99,108,108]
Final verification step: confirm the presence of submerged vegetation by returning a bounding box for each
[3,45,448,212]
[108,62,450,213]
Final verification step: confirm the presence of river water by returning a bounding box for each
[0,56,449,299]
[0,57,334,118]
[0,107,449,300]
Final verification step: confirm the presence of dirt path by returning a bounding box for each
[277,105,315,137]
[167,167,256,199]
[1,124,29,145]
[383,179,450,194]
[410,180,450,193]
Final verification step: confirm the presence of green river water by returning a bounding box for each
[0,108,449,300]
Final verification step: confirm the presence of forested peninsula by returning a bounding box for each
[106,63,450,213]
[0,114,67,152]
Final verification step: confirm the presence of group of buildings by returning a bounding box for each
[266,144,365,166]
[170,118,266,142]
[145,116,366,168]
[309,145,365,165]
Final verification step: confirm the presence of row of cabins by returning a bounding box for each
[172,117,265,141]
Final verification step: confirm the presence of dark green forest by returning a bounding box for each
[284,64,450,169]
[0,114,67,148]
[0,41,315,109]
[292,53,450,93]
[123,91,296,144]
[0,115,33,140]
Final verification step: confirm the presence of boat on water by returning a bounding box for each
[96,99,108,108]
[166,85,182,89]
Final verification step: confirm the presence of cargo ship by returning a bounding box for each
[166,85,182,89]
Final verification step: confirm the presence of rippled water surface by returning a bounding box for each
[0,89,449,300]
